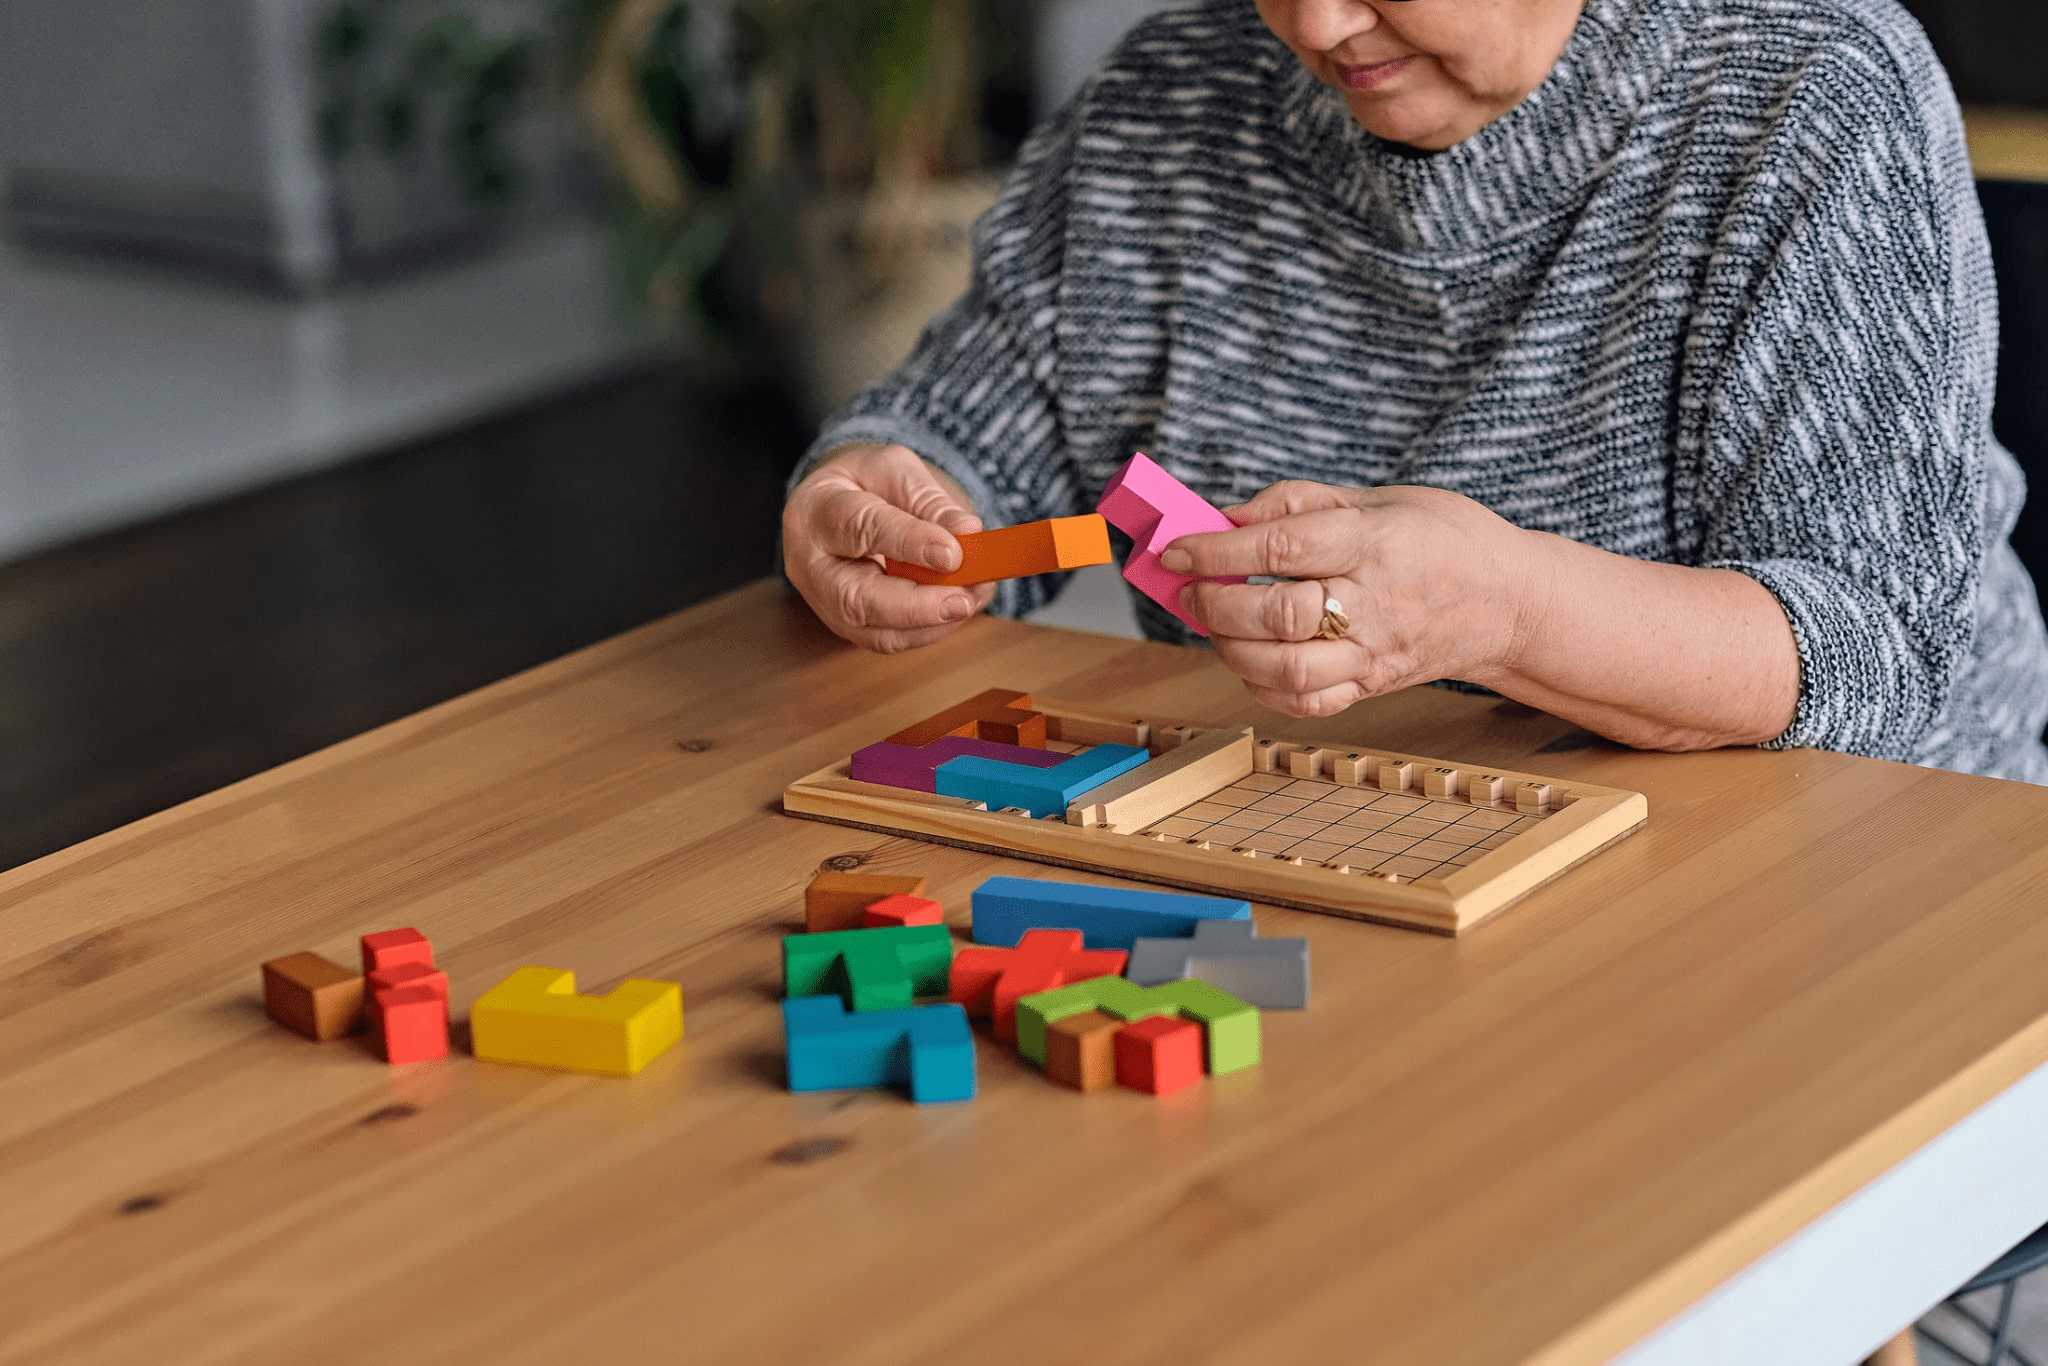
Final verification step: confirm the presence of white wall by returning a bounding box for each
[1036,0,1193,112]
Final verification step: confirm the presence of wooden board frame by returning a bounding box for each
[782,699,1648,935]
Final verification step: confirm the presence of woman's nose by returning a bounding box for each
[1291,0,1381,55]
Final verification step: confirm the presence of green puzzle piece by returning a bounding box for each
[1015,976,1260,1074]
[782,924,953,1012]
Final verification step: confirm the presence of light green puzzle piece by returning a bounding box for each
[1015,975,1260,1074]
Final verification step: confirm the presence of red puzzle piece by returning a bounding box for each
[372,984,449,1064]
[1114,1016,1203,1096]
[368,961,450,1002]
[948,929,1128,1043]
[862,894,945,929]
[361,927,434,975]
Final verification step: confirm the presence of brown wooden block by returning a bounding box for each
[887,688,1045,749]
[1466,773,1506,804]
[1288,748,1331,780]
[1045,1010,1123,1092]
[1377,760,1416,792]
[1423,766,1463,798]
[804,871,928,933]
[1254,740,1301,773]
[1332,752,1374,784]
[261,952,366,1041]
[1516,782,1553,814]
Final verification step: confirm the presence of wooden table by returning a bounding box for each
[6,580,2048,1365]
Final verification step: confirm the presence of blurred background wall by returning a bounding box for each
[0,0,2041,877]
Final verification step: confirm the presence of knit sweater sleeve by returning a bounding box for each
[791,94,1087,620]
[1694,41,1997,762]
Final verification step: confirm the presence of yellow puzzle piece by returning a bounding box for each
[471,967,683,1077]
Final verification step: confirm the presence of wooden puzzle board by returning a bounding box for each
[783,700,1649,935]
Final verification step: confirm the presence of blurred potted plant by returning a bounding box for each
[573,0,1026,413]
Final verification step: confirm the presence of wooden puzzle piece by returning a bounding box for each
[947,929,1128,1043]
[1126,919,1310,1009]
[368,960,450,1002]
[372,984,449,1064]
[884,514,1112,587]
[260,952,365,1041]
[1015,975,1259,1073]
[804,871,928,933]
[863,894,945,928]
[1045,1010,1123,1092]
[1065,727,1255,830]
[934,744,1150,818]
[886,688,1045,749]
[782,996,975,1102]
[1115,1016,1204,1095]
[851,735,1068,794]
[360,928,433,975]
[471,967,683,1077]
[782,924,953,1012]
[1095,452,1246,636]
[971,876,1251,951]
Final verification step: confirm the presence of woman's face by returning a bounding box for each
[1256,0,1588,150]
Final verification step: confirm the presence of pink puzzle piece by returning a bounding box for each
[1095,452,1245,635]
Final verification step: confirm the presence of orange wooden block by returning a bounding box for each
[361,928,434,975]
[885,689,1045,749]
[884,514,1112,587]
[862,894,945,928]
[806,871,929,933]
[261,952,365,1041]
[1046,1010,1122,1092]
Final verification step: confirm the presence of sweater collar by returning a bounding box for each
[1270,0,1697,253]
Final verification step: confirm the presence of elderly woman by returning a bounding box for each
[780,0,2048,784]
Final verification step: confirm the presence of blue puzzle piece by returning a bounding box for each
[934,743,1150,818]
[782,996,976,1103]
[970,876,1252,951]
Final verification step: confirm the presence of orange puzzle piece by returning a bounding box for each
[885,688,1045,749]
[884,514,1112,588]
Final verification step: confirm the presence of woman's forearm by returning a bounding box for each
[1477,531,1802,751]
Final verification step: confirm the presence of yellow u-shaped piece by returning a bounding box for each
[471,967,682,1077]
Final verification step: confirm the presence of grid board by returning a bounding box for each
[782,698,1649,935]
[1144,773,1545,883]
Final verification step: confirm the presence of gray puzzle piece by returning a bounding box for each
[1125,919,1310,1009]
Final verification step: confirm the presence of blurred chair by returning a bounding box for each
[1916,1223,2048,1365]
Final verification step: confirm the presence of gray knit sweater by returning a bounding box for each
[802,0,2048,783]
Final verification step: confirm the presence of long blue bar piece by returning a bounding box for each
[970,875,1252,951]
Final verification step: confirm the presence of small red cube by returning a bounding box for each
[361,928,434,975]
[373,985,449,1064]
[861,894,945,928]
[1115,1016,1203,1096]
[367,961,449,1004]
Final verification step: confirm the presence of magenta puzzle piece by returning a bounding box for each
[851,736,1069,793]
[1095,452,1245,635]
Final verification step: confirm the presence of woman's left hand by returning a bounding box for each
[1162,481,1547,718]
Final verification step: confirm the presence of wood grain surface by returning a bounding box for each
[4,580,2047,1365]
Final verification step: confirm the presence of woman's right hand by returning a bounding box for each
[782,443,996,653]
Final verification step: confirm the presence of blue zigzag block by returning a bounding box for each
[970,876,1252,950]
[782,996,976,1103]
[933,743,1149,818]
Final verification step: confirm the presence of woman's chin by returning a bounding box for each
[1348,96,1463,152]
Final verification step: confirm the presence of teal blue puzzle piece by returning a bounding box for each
[782,996,976,1102]
[971,876,1251,951]
[933,743,1149,818]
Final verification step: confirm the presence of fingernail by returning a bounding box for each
[944,597,972,621]
[934,543,961,572]
[1161,549,1191,573]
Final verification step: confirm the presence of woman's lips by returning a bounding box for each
[1334,56,1415,92]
